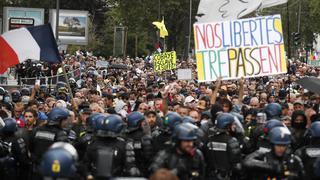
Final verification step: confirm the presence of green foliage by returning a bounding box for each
[3,0,320,58]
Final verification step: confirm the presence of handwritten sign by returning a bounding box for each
[178,69,192,80]
[153,51,177,72]
[194,15,287,82]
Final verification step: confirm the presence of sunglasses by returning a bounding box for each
[24,116,33,118]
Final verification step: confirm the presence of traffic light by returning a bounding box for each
[292,32,301,46]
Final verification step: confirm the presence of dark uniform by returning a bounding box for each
[0,118,29,180]
[295,121,320,180]
[244,127,304,180]
[150,122,205,180]
[73,113,105,160]
[204,113,242,179]
[84,114,140,179]
[30,107,70,164]
[126,111,153,176]
[249,119,285,154]
[29,107,70,180]
[152,112,182,152]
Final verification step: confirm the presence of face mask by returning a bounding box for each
[0,95,3,101]
[129,100,135,105]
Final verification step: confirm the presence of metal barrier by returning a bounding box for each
[20,68,81,86]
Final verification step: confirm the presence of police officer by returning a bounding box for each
[243,127,305,180]
[20,87,31,97]
[250,119,285,153]
[73,113,105,160]
[11,90,22,103]
[295,121,320,179]
[126,111,153,176]
[40,142,83,180]
[84,114,140,179]
[264,103,282,120]
[149,122,205,180]
[0,118,29,180]
[153,112,183,152]
[204,113,242,179]
[30,107,70,167]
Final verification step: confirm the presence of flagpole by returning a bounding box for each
[163,37,166,52]
[55,0,74,100]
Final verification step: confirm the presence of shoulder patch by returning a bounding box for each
[207,142,227,151]
[306,148,320,157]
[35,131,55,141]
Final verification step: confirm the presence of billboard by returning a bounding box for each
[49,9,89,45]
[194,15,286,82]
[3,7,44,32]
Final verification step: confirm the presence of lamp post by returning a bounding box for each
[187,0,192,59]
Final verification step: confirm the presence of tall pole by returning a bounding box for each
[135,34,138,57]
[55,0,60,41]
[157,0,161,44]
[56,0,74,99]
[297,0,301,33]
[286,2,291,59]
[187,0,192,59]
[158,0,161,20]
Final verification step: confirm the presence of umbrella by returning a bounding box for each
[296,77,320,94]
[108,64,128,69]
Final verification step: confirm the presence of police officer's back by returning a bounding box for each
[30,107,70,164]
[295,121,320,180]
[149,122,205,180]
[73,113,105,160]
[83,114,140,179]
[126,111,153,176]
[0,118,29,180]
[204,113,242,179]
[243,127,305,180]
[153,112,182,152]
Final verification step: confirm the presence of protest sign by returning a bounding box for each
[153,51,177,72]
[308,52,320,67]
[308,60,320,67]
[178,69,192,80]
[194,15,287,82]
[96,60,109,68]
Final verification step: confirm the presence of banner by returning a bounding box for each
[153,51,176,72]
[194,15,287,82]
[197,0,288,23]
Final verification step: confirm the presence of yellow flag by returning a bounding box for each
[152,18,168,38]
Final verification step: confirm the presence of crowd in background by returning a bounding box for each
[0,49,320,180]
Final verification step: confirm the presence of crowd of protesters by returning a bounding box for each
[0,49,320,180]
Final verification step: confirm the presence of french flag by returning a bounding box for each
[0,24,61,73]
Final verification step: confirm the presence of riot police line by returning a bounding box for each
[0,101,320,180]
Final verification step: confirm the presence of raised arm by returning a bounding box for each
[210,77,221,105]
[238,77,245,103]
